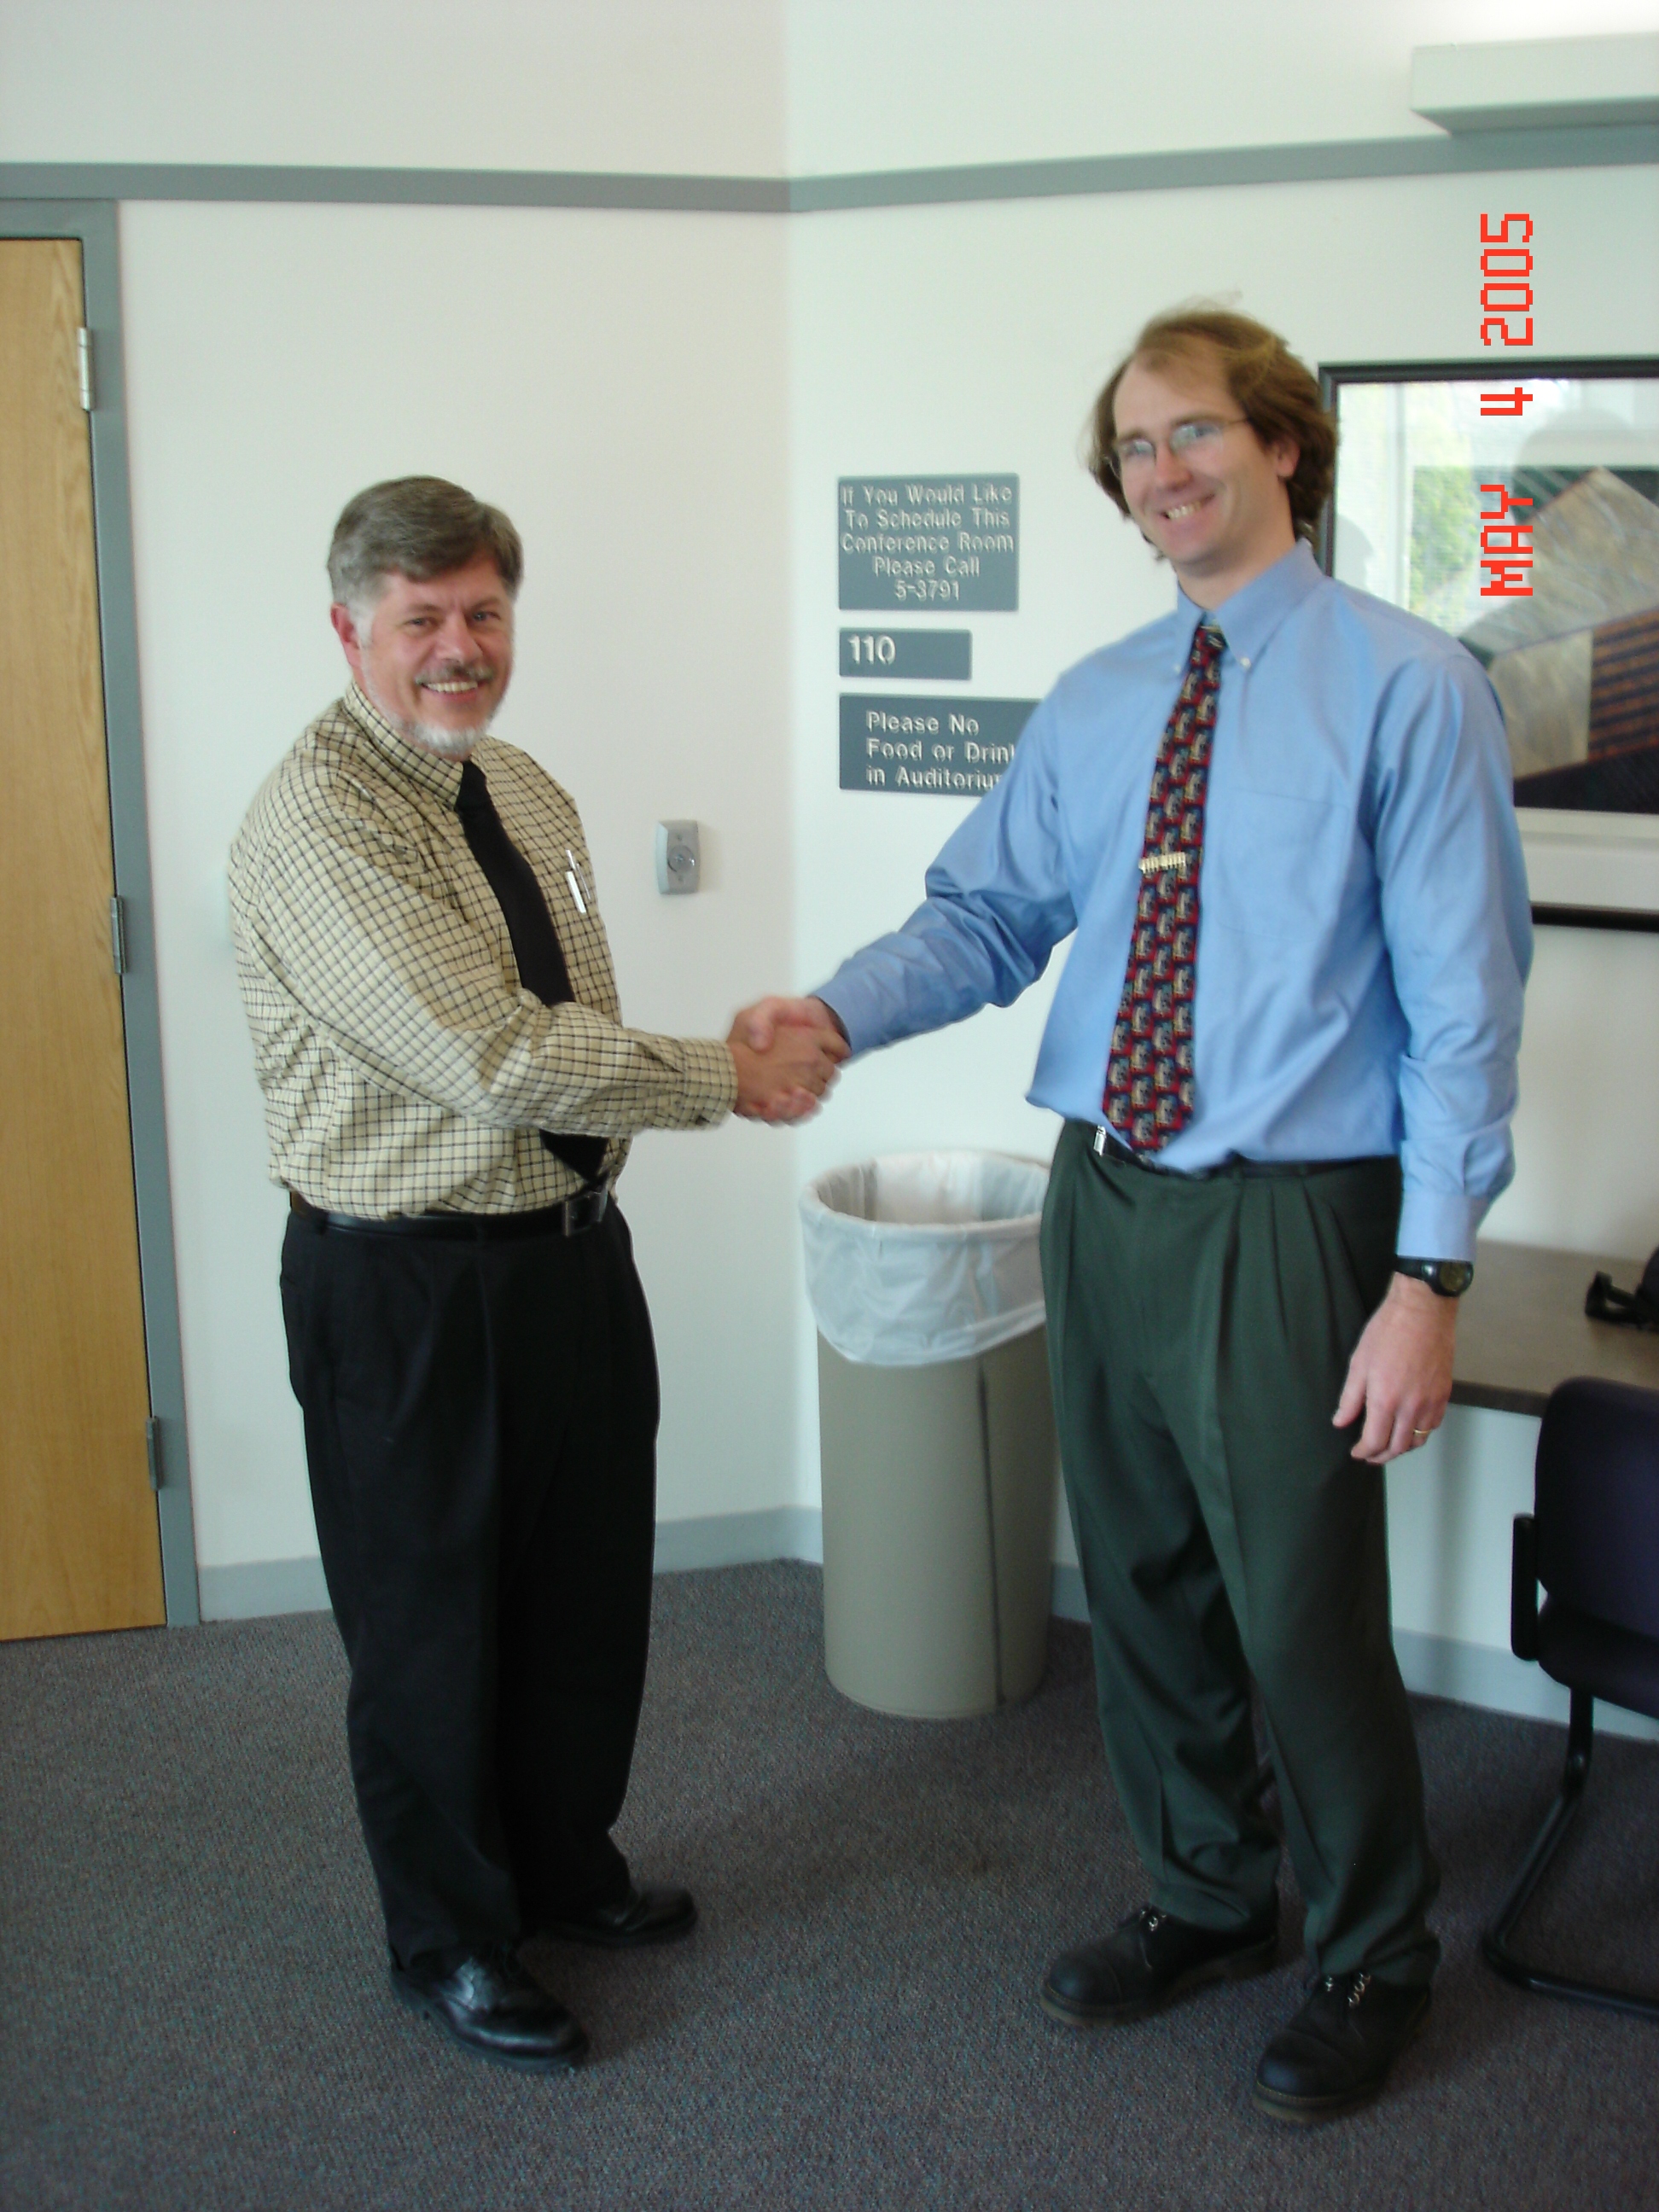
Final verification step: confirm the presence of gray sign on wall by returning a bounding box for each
[840,694,1039,795]
[839,478,1018,610]
[839,627,972,680]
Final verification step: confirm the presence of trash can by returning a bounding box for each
[800,1152,1058,1720]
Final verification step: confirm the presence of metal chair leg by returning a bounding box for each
[1481,1689,1659,2024]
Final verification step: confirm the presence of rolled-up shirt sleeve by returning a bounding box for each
[1369,651,1531,1260]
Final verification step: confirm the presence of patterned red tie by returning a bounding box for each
[1103,619,1224,1151]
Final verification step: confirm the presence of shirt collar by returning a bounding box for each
[1170,538,1324,674]
[341,679,470,805]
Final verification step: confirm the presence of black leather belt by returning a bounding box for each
[1091,1125,1388,1183]
[288,1187,609,1238]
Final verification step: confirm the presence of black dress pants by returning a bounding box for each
[280,1202,659,1969]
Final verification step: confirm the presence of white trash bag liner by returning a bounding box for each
[800,1151,1050,1367]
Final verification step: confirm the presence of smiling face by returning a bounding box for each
[1112,350,1299,608]
[331,552,515,756]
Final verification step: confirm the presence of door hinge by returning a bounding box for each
[78,326,95,413]
[109,894,129,975]
[146,1417,164,1493]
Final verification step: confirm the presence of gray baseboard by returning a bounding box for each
[654,1506,824,1573]
[193,1524,1659,1742]
[1393,1627,1659,1741]
[1051,1563,1089,1624]
[196,1511,825,1621]
[198,1555,332,1621]
[1055,1567,1657,1741]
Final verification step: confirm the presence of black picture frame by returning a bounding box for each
[1327,358,1659,928]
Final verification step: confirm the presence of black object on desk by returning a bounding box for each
[1453,1242,1659,1419]
[1585,1246,1659,1334]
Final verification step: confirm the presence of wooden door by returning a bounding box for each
[0,239,164,1638]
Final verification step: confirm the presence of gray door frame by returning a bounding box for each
[3,201,200,1627]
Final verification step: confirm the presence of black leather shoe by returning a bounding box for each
[1042,1903,1278,2026]
[537,1881,698,1951]
[1252,1971,1429,2123]
[390,1946,589,2072]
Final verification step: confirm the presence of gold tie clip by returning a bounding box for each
[1138,850,1191,876]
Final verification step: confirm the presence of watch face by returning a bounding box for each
[1396,1256,1475,1296]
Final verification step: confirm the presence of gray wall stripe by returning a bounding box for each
[788,124,1659,208]
[0,163,790,212]
[3,124,1654,218]
[3,200,201,1626]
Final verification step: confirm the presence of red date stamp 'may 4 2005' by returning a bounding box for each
[1479,211,1534,597]
[1480,212,1534,347]
[1479,482,1533,599]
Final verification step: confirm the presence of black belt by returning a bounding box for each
[288,1187,609,1238]
[1091,1125,1389,1183]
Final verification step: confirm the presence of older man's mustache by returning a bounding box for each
[416,661,498,691]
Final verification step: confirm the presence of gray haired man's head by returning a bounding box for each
[328,476,524,635]
[327,477,521,758]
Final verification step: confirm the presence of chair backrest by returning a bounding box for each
[1535,1377,1659,1641]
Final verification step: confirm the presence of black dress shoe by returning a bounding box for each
[537,1881,698,1951]
[1252,1971,1429,2123]
[1042,1903,1278,2026]
[390,1946,589,2072]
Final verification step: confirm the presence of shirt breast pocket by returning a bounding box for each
[1204,787,1359,947]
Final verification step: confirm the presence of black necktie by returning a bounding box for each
[456,758,606,1185]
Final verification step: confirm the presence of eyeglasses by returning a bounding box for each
[1108,417,1248,478]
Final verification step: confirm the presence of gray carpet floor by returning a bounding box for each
[3,1562,1656,2211]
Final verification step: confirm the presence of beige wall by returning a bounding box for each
[786,0,1659,171]
[0,0,786,173]
[119,199,795,1570]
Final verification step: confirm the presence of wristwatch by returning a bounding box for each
[1394,1255,1475,1299]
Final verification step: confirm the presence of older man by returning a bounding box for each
[230,476,844,2072]
[742,311,1530,2121]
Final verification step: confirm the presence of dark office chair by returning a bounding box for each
[1481,1375,1659,2023]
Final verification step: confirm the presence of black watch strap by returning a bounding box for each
[1394,1255,1474,1299]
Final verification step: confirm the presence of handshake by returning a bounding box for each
[725,997,848,1125]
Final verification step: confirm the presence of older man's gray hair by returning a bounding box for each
[328,477,524,629]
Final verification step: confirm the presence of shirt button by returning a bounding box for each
[1238,655,1252,670]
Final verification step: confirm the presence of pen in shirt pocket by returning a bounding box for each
[565,848,590,915]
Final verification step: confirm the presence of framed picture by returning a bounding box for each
[1319,358,1659,929]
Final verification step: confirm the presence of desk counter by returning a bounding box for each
[1452,1241,1659,1419]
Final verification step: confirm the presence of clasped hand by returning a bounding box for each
[726,996,848,1123]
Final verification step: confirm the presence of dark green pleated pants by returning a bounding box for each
[1039,1121,1440,1988]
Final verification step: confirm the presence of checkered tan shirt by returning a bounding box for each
[228,683,736,1215]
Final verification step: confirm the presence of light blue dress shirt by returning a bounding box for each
[816,540,1532,1262]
